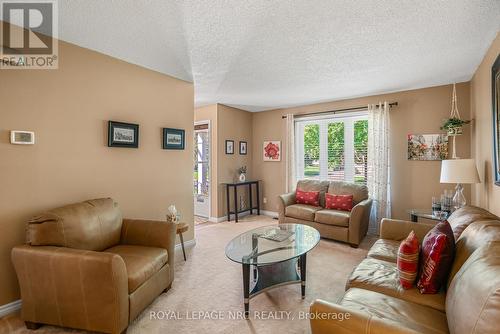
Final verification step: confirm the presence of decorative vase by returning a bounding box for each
[239,173,246,182]
[447,126,463,136]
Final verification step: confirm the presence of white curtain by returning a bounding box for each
[367,102,391,233]
[285,114,296,193]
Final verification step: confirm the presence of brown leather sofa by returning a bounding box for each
[11,198,176,334]
[310,206,500,334]
[278,180,372,247]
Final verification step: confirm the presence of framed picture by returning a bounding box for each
[263,140,281,161]
[407,134,448,161]
[239,141,247,155]
[492,53,500,186]
[163,128,185,150]
[225,140,234,154]
[108,121,139,148]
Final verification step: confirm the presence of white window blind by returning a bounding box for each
[295,112,368,184]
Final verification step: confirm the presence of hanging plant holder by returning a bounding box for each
[440,84,470,158]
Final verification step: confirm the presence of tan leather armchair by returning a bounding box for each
[278,180,372,247]
[11,198,176,334]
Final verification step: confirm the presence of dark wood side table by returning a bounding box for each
[176,222,189,261]
[224,180,260,222]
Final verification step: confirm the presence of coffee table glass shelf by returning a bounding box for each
[225,224,320,316]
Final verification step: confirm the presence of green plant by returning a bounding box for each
[440,117,470,130]
[238,166,247,175]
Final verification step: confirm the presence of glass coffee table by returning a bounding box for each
[225,224,320,317]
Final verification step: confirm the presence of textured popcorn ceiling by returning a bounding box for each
[56,1,500,111]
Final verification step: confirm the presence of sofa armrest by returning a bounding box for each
[379,218,435,241]
[278,192,296,222]
[348,198,372,246]
[11,245,128,334]
[310,299,421,334]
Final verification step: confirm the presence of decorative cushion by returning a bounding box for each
[417,221,455,294]
[397,231,419,289]
[295,189,320,206]
[325,193,353,211]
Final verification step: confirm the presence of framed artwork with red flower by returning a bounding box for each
[263,141,281,161]
[408,134,448,161]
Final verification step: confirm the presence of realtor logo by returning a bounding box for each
[1,0,58,69]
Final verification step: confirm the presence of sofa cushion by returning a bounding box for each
[417,221,455,294]
[347,258,446,311]
[397,231,420,289]
[285,204,322,221]
[105,245,168,293]
[327,181,368,204]
[340,288,449,334]
[295,189,320,206]
[367,239,400,263]
[447,205,499,240]
[314,209,350,227]
[447,219,500,288]
[446,241,500,334]
[296,180,330,207]
[27,198,122,251]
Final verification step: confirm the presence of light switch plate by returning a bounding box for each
[10,131,35,145]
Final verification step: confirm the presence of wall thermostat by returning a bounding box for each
[10,130,35,145]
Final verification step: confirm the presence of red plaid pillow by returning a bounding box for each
[325,194,353,211]
[295,189,320,206]
[397,231,419,289]
[417,220,455,294]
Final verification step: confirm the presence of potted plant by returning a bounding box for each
[237,166,247,182]
[440,117,470,136]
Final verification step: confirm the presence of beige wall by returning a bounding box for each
[194,104,253,218]
[471,33,500,216]
[252,83,471,220]
[0,39,194,305]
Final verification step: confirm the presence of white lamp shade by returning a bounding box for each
[440,159,480,184]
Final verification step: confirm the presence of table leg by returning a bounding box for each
[179,232,186,261]
[226,185,231,222]
[242,263,250,317]
[234,185,238,222]
[299,253,307,299]
[256,182,260,215]
[249,183,253,215]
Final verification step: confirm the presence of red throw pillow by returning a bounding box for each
[295,189,320,206]
[325,193,353,211]
[417,220,455,294]
[397,231,420,289]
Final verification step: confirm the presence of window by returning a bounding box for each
[295,112,368,184]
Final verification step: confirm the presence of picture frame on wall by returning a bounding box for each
[263,140,281,161]
[492,53,500,186]
[163,128,185,150]
[226,140,234,154]
[108,121,139,148]
[407,134,448,161]
[239,141,247,155]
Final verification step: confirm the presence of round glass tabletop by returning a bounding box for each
[225,224,320,265]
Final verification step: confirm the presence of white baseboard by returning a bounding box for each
[176,238,196,250]
[0,299,21,318]
[209,216,227,223]
[261,210,279,218]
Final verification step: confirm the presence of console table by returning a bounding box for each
[224,180,260,222]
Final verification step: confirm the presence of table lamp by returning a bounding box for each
[440,159,480,209]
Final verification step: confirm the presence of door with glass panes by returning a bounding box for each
[194,123,210,217]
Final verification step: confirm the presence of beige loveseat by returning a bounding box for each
[11,198,176,334]
[278,180,372,247]
[310,206,500,334]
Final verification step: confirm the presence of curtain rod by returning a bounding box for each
[280,102,398,119]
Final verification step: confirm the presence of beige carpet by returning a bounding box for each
[0,215,374,334]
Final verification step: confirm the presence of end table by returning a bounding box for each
[176,222,189,261]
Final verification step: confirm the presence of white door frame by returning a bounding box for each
[194,120,211,219]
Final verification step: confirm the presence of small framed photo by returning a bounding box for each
[108,121,139,148]
[226,140,234,154]
[239,141,247,155]
[163,128,185,150]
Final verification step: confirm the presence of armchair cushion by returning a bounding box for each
[314,209,350,227]
[367,239,400,263]
[105,245,168,293]
[285,204,322,221]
